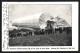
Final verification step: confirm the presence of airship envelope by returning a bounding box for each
[12,12,53,29]
[54,17,70,28]
[12,12,70,29]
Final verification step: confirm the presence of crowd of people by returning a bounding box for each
[9,27,72,37]
[55,27,72,34]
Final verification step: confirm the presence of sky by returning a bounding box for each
[8,4,72,29]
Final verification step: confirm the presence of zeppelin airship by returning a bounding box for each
[12,12,70,30]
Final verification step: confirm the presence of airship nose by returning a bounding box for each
[12,19,20,26]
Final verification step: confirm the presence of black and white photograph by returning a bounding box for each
[9,4,72,46]
[2,2,78,51]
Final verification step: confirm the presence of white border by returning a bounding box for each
[2,2,79,51]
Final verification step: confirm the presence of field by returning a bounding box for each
[9,31,72,46]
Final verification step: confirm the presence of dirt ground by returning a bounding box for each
[9,31,72,46]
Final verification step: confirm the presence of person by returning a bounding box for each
[45,20,54,35]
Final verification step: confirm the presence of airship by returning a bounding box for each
[12,12,70,30]
[12,12,53,30]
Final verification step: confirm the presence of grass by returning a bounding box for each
[9,31,72,46]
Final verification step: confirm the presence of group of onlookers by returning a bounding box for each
[9,27,72,37]
[55,27,72,34]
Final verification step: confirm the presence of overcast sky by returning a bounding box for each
[9,4,72,28]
